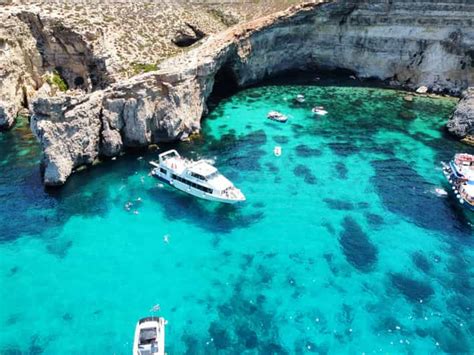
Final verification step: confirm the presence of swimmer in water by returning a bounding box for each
[150,304,160,312]
[163,234,170,244]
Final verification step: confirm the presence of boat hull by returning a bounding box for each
[152,171,244,204]
[442,163,474,211]
[133,317,165,355]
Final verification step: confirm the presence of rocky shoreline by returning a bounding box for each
[2,0,474,185]
[447,88,474,138]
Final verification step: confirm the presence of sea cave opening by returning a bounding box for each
[207,62,240,111]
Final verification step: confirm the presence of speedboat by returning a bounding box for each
[295,94,305,103]
[150,150,245,204]
[267,111,288,122]
[312,106,328,116]
[442,153,474,210]
[133,317,165,355]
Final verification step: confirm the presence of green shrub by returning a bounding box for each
[47,70,68,92]
[131,62,158,75]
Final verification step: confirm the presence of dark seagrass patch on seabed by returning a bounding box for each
[9,266,19,276]
[411,251,432,273]
[389,273,434,302]
[371,158,472,238]
[365,212,384,227]
[191,261,291,354]
[328,141,358,157]
[295,144,322,157]
[432,319,471,353]
[46,239,73,259]
[293,164,317,185]
[147,188,264,233]
[334,161,348,179]
[323,198,354,211]
[265,162,279,173]
[339,216,377,272]
[273,135,289,144]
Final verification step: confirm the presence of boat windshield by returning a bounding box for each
[163,153,178,160]
[206,171,219,179]
[139,327,157,345]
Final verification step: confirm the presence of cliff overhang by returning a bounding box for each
[29,0,474,185]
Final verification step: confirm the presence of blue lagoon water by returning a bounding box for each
[1,84,473,354]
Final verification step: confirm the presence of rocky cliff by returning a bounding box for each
[0,12,42,130]
[0,0,298,131]
[447,88,474,138]
[26,0,474,184]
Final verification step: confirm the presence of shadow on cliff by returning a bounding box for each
[207,61,240,112]
[16,12,110,92]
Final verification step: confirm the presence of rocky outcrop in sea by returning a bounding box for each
[3,0,474,184]
[447,88,474,138]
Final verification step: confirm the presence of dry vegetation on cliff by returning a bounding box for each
[5,0,307,79]
[0,0,309,129]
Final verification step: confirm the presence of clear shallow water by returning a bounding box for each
[1,84,473,354]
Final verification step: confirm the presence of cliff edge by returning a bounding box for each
[26,0,474,184]
[0,0,298,130]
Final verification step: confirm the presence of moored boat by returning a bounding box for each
[267,111,288,122]
[133,317,166,355]
[295,94,305,103]
[312,106,328,116]
[442,153,474,210]
[150,150,245,204]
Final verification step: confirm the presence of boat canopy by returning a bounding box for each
[189,161,217,177]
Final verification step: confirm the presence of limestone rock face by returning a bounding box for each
[228,1,474,92]
[0,0,297,130]
[447,88,474,138]
[31,93,103,184]
[0,12,42,130]
[30,0,474,185]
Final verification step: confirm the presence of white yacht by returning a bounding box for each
[150,150,245,204]
[133,317,165,355]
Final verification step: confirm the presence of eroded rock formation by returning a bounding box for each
[447,88,474,138]
[0,12,42,130]
[2,0,286,131]
[26,0,474,184]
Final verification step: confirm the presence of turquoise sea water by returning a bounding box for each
[1,83,473,354]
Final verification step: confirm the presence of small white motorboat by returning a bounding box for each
[267,111,288,123]
[312,106,328,116]
[150,150,245,204]
[274,146,282,157]
[133,317,166,355]
[295,94,305,103]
